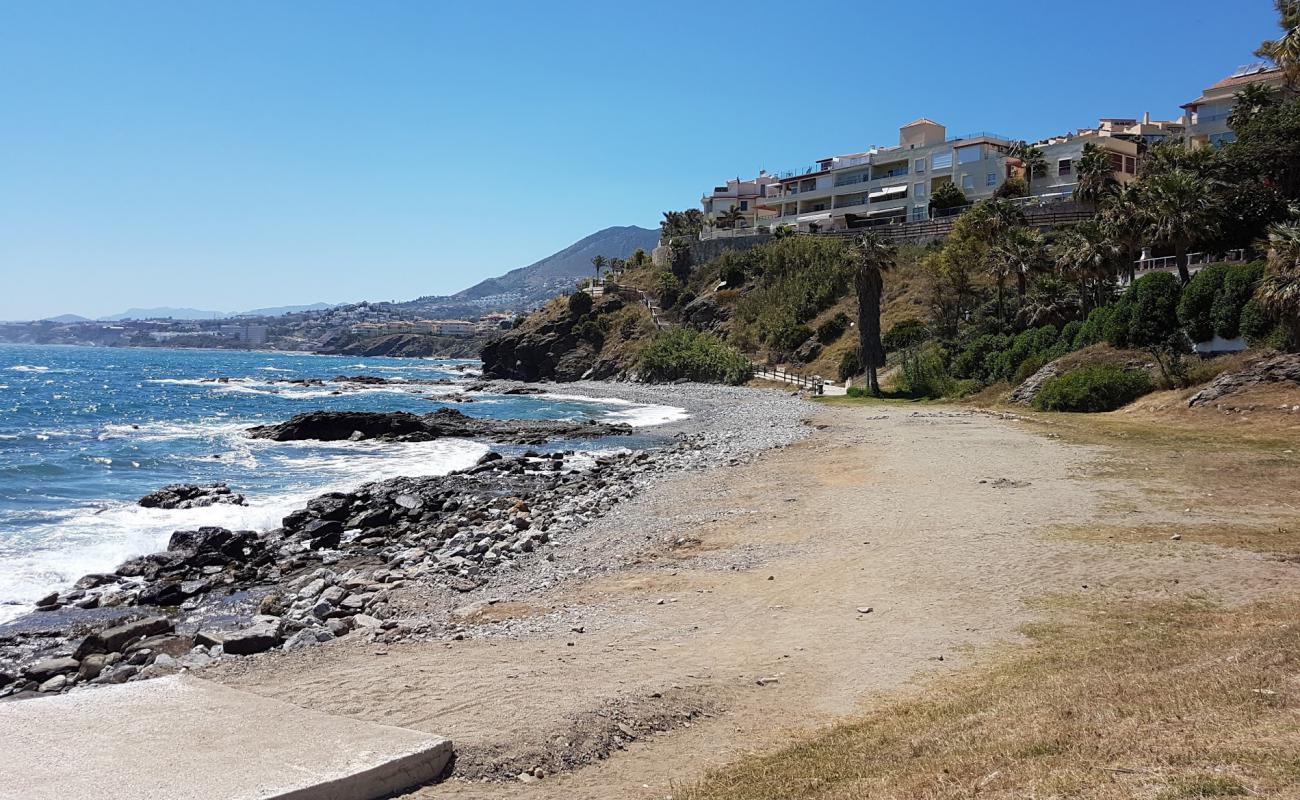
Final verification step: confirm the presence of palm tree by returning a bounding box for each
[1053,221,1118,311]
[851,232,896,396]
[1142,169,1221,284]
[591,255,607,285]
[1257,220,1300,346]
[1010,141,1048,190]
[995,226,1047,302]
[1256,0,1300,87]
[717,206,745,230]
[1074,143,1119,206]
[1098,183,1147,284]
[967,198,1026,246]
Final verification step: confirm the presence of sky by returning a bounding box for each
[0,1,1282,320]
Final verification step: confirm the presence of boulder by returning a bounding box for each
[1188,353,1300,407]
[139,483,246,509]
[25,657,79,682]
[92,615,175,654]
[221,619,283,656]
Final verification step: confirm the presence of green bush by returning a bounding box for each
[953,334,1010,380]
[816,313,850,344]
[1177,265,1228,342]
[1210,262,1264,339]
[637,329,752,385]
[838,349,861,382]
[1033,364,1154,412]
[1075,306,1113,349]
[898,342,958,398]
[882,318,929,352]
[846,386,869,398]
[567,291,593,316]
[1240,298,1277,345]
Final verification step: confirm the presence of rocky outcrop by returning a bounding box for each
[246,408,632,444]
[481,295,628,382]
[1009,362,1062,405]
[138,483,246,510]
[318,333,484,359]
[1188,353,1300,407]
[681,293,730,335]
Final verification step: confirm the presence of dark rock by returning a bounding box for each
[94,616,174,654]
[74,573,117,590]
[136,581,190,607]
[24,657,79,682]
[222,620,282,655]
[247,408,632,444]
[139,483,246,509]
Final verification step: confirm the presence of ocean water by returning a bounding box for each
[0,344,684,620]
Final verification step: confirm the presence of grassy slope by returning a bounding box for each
[680,406,1300,800]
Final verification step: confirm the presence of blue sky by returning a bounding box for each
[0,0,1280,319]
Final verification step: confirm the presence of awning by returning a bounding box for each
[797,212,832,223]
[869,184,908,199]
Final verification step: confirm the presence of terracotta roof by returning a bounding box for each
[1208,66,1282,91]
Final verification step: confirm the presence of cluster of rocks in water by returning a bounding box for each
[247,407,631,444]
[0,409,691,699]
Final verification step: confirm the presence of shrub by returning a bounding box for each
[573,319,604,346]
[1177,264,1228,342]
[1075,306,1113,349]
[846,386,868,398]
[1240,298,1277,345]
[882,318,929,353]
[1033,364,1154,412]
[1210,262,1265,339]
[769,322,813,351]
[838,349,861,382]
[637,329,752,385]
[816,313,850,344]
[897,342,958,398]
[953,334,1010,381]
[567,291,593,316]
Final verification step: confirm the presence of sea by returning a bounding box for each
[0,344,686,622]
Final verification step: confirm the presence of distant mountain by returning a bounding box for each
[98,302,339,321]
[44,314,92,323]
[396,225,660,316]
[100,307,225,321]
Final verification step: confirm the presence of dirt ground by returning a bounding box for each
[208,402,1300,799]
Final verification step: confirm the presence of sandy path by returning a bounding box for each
[208,404,1299,798]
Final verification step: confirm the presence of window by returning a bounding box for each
[1058,159,1072,176]
[962,174,975,190]
[913,182,926,199]
[739,200,748,211]
[914,158,926,173]
[986,173,997,187]
[956,145,982,165]
[932,152,953,169]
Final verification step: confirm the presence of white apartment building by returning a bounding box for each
[1182,63,1286,148]
[716,118,1137,236]
[700,172,779,232]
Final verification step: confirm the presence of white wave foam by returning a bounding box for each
[7,365,50,373]
[538,393,690,427]
[0,437,488,621]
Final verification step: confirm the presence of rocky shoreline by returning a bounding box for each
[0,382,812,700]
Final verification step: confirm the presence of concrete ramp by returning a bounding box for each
[0,675,452,800]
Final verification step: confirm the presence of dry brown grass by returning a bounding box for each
[677,597,1300,800]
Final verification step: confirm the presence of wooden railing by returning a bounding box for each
[751,364,825,393]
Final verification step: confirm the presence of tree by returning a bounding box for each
[929,182,968,215]
[1126,272,1189,385]
[1098,183,1147,283]
[966,200,1028,322]
[1257,220,1300,348]
[1141,169,1221,284]
[1074,142,1119,205]
[851,232,897,395]
[995,226,1047,302]
[1256,0,1300,87]
[1010,141,1048,189]
[590,254,607,284]
[993,176,1029,199]
[1229,82,1281,129]
[716,206,745,230]
[1053,221,1118,311]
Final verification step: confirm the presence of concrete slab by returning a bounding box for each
[0,675,452,800]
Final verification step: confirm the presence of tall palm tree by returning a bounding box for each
[1256,0,1300,87]
[1098,183,1147,284]
[995,226,1047,302]
[967,198,1026,246]
[851,232,897,396]
[1053,221,1118,311]
[1142,169,1221,284]
[1010,141,1048,190]
[591,255,607,285]
[1257,220,1300,346]
[1074,143,1119,206]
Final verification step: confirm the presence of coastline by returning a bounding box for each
[0,379,813,698]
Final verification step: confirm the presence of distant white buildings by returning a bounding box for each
[349,319,479,338]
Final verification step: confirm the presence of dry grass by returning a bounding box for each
[676,597,1300,800]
